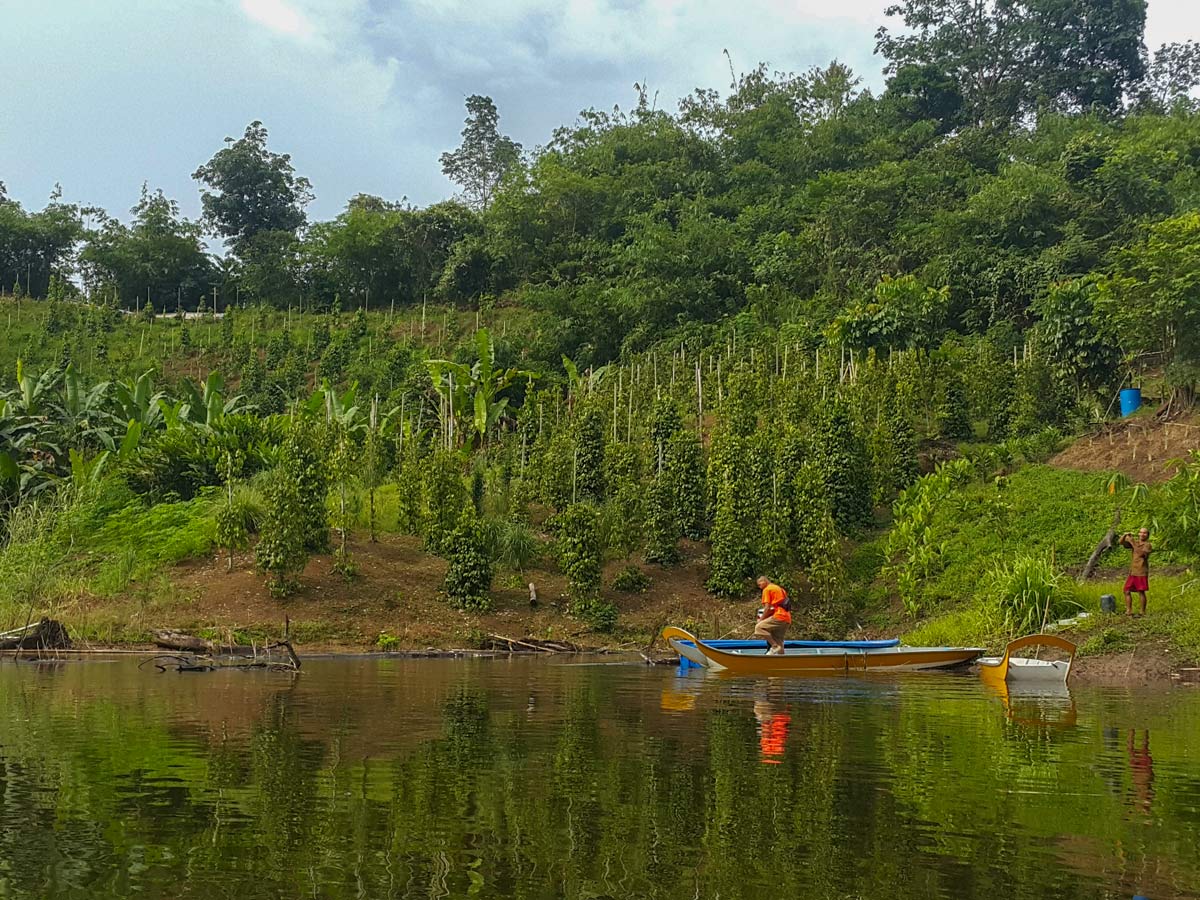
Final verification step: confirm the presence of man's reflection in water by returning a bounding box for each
[1128,729,1155,820]
[753,700,790,765]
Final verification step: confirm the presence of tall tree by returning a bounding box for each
[440,95,522,209]
[876,0,1147,123]
[1137,41,1200,110]
[876,0,1031,125]
[192,121,313,257]
[1026,0,1146,113]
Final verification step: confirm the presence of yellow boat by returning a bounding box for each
[661,627,983,675]
[977,634,1077,685]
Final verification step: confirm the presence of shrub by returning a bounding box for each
[443,513,493,611]
[255,466,308,598]
[612,564,650,593]
[574,405,606,501]
[815,399,872,532]
[665,431,706,539]
[554,502,603,602]
[643,472,680,565]
[421,451,467,555]
[572,595,618,632]
[1078,628,1132,656]
[706,459,755,597]
[376,631,400,651]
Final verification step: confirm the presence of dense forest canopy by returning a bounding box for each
[3,0,1200,380]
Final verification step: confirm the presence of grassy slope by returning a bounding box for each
[893,464,1200,666]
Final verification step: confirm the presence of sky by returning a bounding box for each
[1,0,1198,225]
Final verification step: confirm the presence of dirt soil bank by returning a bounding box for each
[1049,413,1200,483]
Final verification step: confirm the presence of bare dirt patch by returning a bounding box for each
[157,535,767,652]
[1050,414,1200,484]
[1072,638,1182,686]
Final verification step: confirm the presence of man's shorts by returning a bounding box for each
[754,617,789,640]
[1124,575,1149,592]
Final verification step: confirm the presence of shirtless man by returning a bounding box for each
[1119,528,1152,616]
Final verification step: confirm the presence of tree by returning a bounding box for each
[81,186,213,309]
[1025,0,1147,114]
[876,0,1031,124]
[882,63,965,131]
[0,193,84,299]
[440,95,522,209]
[1034,278,1118,394]
[876,0,1148,123]
[1097,213,1200,406]
[1137,41,1200,110]
[193,121,313,257]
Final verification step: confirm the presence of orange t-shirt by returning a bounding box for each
[762,583,791,624]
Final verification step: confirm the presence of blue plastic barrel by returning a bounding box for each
[1120,387,1142,417]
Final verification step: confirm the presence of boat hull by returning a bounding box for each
[669,637,901,670]
[977,634,1076,685]
[662,627,983,675]
[979,657,1071,682]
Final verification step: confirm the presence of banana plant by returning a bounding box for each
[61,364,117,449]
[68,420,143,490]
[4,360,64,420]
[110,371,166,429]
[562,355,609,412]
[427,328,536,448]
[310,380,366,435]
[175,372,251,429]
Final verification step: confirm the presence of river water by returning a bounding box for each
[0,655,1197,899]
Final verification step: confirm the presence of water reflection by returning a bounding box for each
[0,657,1197,899]
[1128,729,1155,820]
[753,699,791,764]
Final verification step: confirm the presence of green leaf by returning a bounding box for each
[0,451,18,484]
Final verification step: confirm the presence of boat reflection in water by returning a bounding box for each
[984,677,1078,729]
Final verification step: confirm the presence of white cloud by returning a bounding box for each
[240,0,317,40]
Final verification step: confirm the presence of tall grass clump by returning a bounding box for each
[0,494,74,625]
[481,518,542,572]
[982,554,1080,637]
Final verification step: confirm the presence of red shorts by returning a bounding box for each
[1124,575,1149,593]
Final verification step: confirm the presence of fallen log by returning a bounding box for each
[153,630,212,653]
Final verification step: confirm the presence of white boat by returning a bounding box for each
[978,634,1077,685]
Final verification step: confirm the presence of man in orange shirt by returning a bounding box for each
[753,575,791,655]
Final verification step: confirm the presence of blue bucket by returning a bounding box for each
[1120,388,1142,417]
